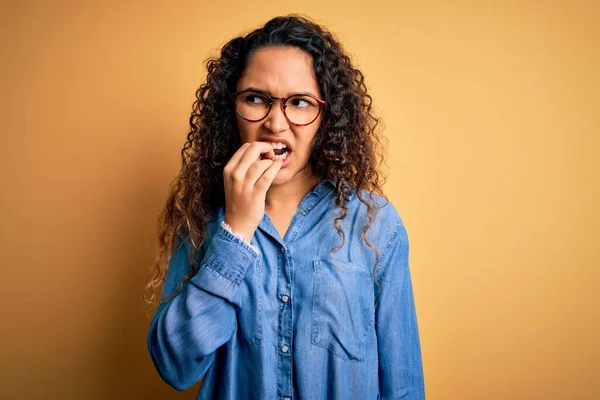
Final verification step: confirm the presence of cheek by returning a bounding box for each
[295,129,319,158]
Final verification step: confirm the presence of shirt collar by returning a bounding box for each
[316,178,355,201]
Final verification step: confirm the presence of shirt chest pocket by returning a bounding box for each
[310,259,375,362]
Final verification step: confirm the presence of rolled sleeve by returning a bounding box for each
[147,223,259,390]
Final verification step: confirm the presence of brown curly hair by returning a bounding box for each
[143,14,388,308]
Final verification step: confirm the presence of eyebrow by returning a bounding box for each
[242,87,319,98]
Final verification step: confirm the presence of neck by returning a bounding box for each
[265,169,321,212]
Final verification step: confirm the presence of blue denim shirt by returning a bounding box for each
[148,179,425,399]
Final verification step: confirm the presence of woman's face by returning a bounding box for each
[235,46,323,186]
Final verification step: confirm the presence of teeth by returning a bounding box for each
[274,151,289,160]
[270,142,288,150]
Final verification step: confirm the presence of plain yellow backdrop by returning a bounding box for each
[1,1,598,399]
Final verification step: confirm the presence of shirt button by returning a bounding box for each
[280,246,286,253]
[284,398,291,400]
[281,295,289,303]
[299,209,307,215]
[281,345,289,353]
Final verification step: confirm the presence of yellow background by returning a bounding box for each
[1,1,598,399]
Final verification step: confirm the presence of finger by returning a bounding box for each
[254,157,283,192]
[224,142,252,173]
[234,142,277,176]
[244,158,278,188]
[244,141,277,162]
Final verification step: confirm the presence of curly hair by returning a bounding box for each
[143,14,388,308]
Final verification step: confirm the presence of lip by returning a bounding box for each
[258,137,293,152]
[278,149,292,168]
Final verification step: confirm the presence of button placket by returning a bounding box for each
[277,245,293,398]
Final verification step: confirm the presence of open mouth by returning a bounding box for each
[260,142,291,162]
[272,148,289,160]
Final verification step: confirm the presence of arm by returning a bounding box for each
[376,221,426,399]
[147,222,259,390]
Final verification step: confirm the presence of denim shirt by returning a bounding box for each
[147,179,425,399]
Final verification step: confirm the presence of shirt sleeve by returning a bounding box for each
[147,222,259,390]
[376,221,426,399]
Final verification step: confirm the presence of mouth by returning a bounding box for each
[260,141,292,162]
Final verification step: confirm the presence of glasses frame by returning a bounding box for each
[232,88,326,127]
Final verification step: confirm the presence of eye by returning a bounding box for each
[291,98,309,107]
[243,92,269,105]
[288,96,315,108]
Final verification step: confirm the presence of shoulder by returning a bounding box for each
[347,188,405,230]
[323,179,404,227]
[331,186,407,256]
[347,191,411,282]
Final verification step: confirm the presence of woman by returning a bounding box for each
[144,15,425,399]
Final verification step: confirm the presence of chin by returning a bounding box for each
[268,158,311,187]
[270,171,292,186]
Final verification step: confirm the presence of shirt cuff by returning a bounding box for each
[220,221,259,255]
[191,223,260,306]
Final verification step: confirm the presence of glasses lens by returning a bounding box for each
[235,91,270,121]
[285,95,320,125]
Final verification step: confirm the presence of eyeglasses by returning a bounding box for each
[232,89,326,126]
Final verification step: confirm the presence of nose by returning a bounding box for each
[263,98,290,133]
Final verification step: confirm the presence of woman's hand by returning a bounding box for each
[223,142,283,240]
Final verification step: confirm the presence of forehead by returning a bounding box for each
[236,46,320,95]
